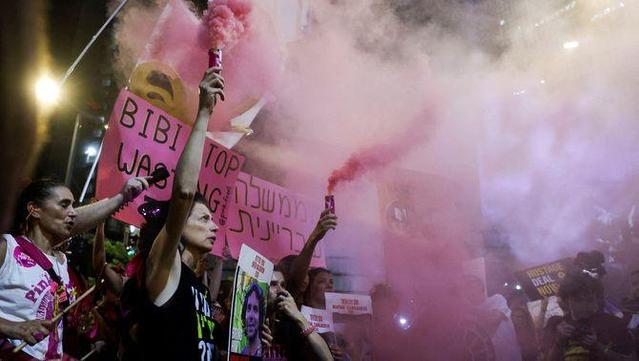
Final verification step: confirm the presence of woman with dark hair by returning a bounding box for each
[0,175,150,360]
[131,67,225,361]
[241,282,265,356]
[264,267,334,361]
[304,267,334,310]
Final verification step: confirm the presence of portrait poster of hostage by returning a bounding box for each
[229,244,274,361]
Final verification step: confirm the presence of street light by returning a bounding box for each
[84,145,98,163]
[34,74,61,107]
[85,145,98,157]
[563,40,579,50]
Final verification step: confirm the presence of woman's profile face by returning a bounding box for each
[182,202,218,252]
[32,186,77,242]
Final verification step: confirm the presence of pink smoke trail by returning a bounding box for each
[204,0,252,50]
[327,109,437,194]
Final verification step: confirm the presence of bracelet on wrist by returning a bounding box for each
[301,324,317,337]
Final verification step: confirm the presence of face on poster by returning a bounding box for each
[230,245,273,360]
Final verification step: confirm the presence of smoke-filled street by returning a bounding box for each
[2,1,639,360]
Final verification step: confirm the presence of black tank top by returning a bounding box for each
[140,262,219,361]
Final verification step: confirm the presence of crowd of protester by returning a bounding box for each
[487,250,639,361]
[3,67,639,361]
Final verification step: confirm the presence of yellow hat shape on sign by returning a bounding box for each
[128,61,195,125]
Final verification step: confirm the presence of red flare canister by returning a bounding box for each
[208,48,223,68]
[325,195,335,214]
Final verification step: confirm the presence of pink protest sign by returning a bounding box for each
[96,89,245,249]
[224,172,325,266]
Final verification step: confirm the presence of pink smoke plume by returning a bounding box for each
[143,0,205,90]
[327,109,437,194]
[121,0,279,132]
[204,0,252,49]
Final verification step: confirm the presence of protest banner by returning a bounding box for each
[228,244,273,361]
[324,293,374,358]
[300,306,334,334]
[97,89,325,264]
[96,89,245,249]
[514,258,572,301]
[325,293,373,316]
[225,172,325,266]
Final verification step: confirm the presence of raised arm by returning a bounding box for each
[72,176,150,234]
[145,68,224,301]
[92,222,124,295]
[289,211,337,299]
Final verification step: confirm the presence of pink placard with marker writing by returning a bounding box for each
[97,89,245,255]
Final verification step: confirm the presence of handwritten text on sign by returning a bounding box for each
[96,89,245,241]
[515,258,572,301]
[226,172,325,266]
[325,293,373,316]
[237,244,274,285]
[301,306,334,333]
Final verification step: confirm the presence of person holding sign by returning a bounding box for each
[0,175,150,360]
[264,267,333,361]
[305,267,335,310]
[128,66,224,361]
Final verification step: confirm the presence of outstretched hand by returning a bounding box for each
[309,210,338,242]
[120,176,151,203]
[198,67,225,112]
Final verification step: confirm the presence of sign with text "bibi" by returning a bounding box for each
[96,89,245,251]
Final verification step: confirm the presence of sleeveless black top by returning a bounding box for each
[140,262,219,361]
